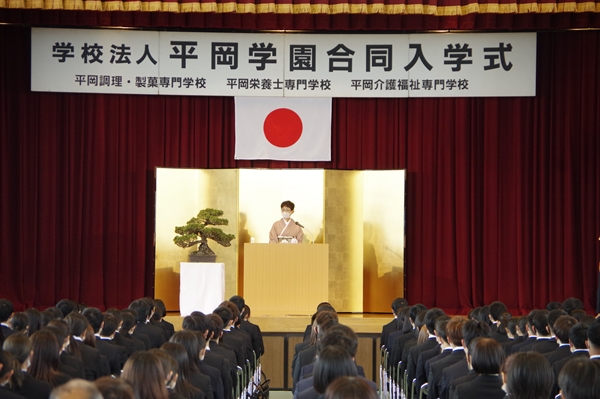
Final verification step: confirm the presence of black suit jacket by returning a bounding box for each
[427,349,466,399]
[447,370,477,399]
[240,320,264,357]
[113,332,137,357]
[293,345,318,390]
[490,330,510,344]
[501,336,525,357]
[551,350,589,396]
[407,338,439,396]
[416,347,448,394]
[134,321,166,349]
[453,374,505,399]
[230,327,253,364]
[513,336,536,353]
[73,340,109,380]
[530,338,558,354]
[0,385,26,399]
[198,361,224,399]
[381,318,400,349]
[95,337,128,375]
[13,372,51,399]
[544,344,571,365]
[390,329,418,369]
[220,331,245,368]
[130,329,152,350]
[59,352,85,379]
[208,341,238,381]
[189,369,215,399]
[204,350,233,399]
[439,358,469,399]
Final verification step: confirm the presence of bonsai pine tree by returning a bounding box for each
[173,208,236,256]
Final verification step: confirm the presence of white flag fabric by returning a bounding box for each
[235,97,332,161]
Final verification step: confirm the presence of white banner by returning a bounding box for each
[31,28,536,98]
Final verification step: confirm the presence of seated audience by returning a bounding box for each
[502,352,553,399]
[557,357,600,399]
[121,351,170,399]
[29,329,72,388]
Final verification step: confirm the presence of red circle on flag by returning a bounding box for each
[263,108,303,148]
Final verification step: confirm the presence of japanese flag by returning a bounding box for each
[234,97,332,161]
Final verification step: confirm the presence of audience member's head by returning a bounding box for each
[470,338,505,374]
[568,323,588,350]
[50,379,102,399]
[9,312,29,335]
[121,351,169,399]
[423,308,446,335]
[81,307,104,334]
[517,316,529,337]
[587,322,600,355]
[229,295,245,312]
[160,341,201,399]
[55,299,78,319]
[562,298,584,316]
[324,376,378,399]
[128,299,152,324]
[29,329,63,387]
[433,315,451,345]
[531,309,550,337]
[317,324,358,357]
[546,301,563,311]
[313,345,358,394]
[446,317,466,347]
[2,333,30,389]
[489,301,507,323]
[24,308,42,337]
[503,352,553,399]
[462,319,491,350]
[94,376,135,399]
[553,316,577,344]
[558,357,600,399]
[391,298,409,315]
[0,350,14,386]
[0,299,14,323]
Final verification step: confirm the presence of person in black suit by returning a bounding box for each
[511,310,539,353]
[160,341,210,399]
[0,299,16,340]
[438,319,491,399]
[104,309,137,357]
[544,315,577,365]
[206,314,239,380]
[452,338,506,399]
[389,304,426,373]
[45,321,86,379]
[128,299,166,349]
[0,351,27,399]
[414,316,452,395]
[551,323,590,397]
[82,308,127,376]
[503,352,553,399]
[501,317,526,356]
[29,330,72,388]
[380,298,409,349]
[229,296,265,359]
[218,301,253,366]
[55,299,78,320]
[557,357,600,399]
[588,321,600,361]
[120,310,148,352]
[153,299,175,342]
[212,307,245,369]
[2,334,52,399]
[121,351,171,399]
[488,302,510,343]
[528,310,558,354]
[426,317,467,399]
[406,308,445,398]
[64,312,110,380]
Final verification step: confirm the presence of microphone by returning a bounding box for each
[295,221,305,228]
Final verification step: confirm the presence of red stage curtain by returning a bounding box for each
[1,26,599,313]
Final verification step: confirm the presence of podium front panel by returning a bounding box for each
[243,244,329,316]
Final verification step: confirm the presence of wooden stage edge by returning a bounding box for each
[165,312,391,334]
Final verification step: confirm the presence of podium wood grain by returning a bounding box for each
[243,243,329,316]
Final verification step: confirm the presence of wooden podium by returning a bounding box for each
[243,243,329,316]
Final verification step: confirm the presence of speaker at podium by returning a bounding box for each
[243,243,329,316]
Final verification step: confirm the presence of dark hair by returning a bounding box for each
[242,305,251,319]
[587,321,600,348]
[313,345,358,393]
[24,308,42,337]
[547,309,568,333]
[9,312,28,334]
[399,307,412,334]
[506,317,520,336]
[219,301,241,327]
[168,330,200,372]
[391,298,409,314]
[45,320,70,351]
[63,311,88,335]
[517,316,529,336]
[0,350,12,381]
[570,309,587,322]
[148,349,178,391]
[558,357,600,399]
[477,306,491,326]
[424,308,446,335]
[462,319,491,347]
[562,298,584,315]
[105,308,123,324]
[95,376,136,399]
[489,301,507,322]
[82,307,104,333]
[281,200,295,210]
[546,301,563,311]
[154,299,167,319]
[409,304,427,324]
[120,312,136,336]
[414,310,428,332]
[160,341,202,399]
[434,315,451,342]
[29,329,65,387]
[2,334,30,389]
[553,316,577,344]
[446,317,466,346]
[531,310,550,336]
[0,299,14,323]
[128,299,151,323]
[40,310,55,327]
[504,352,553,399]
[569,323,588,349]
[46,307,63,320]
[121,351,169,399]
[101,313,119,337]
[325,376,377,399]
[56,299,78,318]
[229,296,245,311]
[318,324,358,357]
[207,313,224,339]
[213,306,233,326]
[470,338,505,374]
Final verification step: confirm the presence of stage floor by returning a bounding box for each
[165,312,391,334]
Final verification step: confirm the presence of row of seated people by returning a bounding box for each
[290,302,378,399]
[380,297,600,399]
[0,295,264,399]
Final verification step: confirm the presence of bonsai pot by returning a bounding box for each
[188,253,217,263]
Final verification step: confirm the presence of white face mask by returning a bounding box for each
[282,212,291,219]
